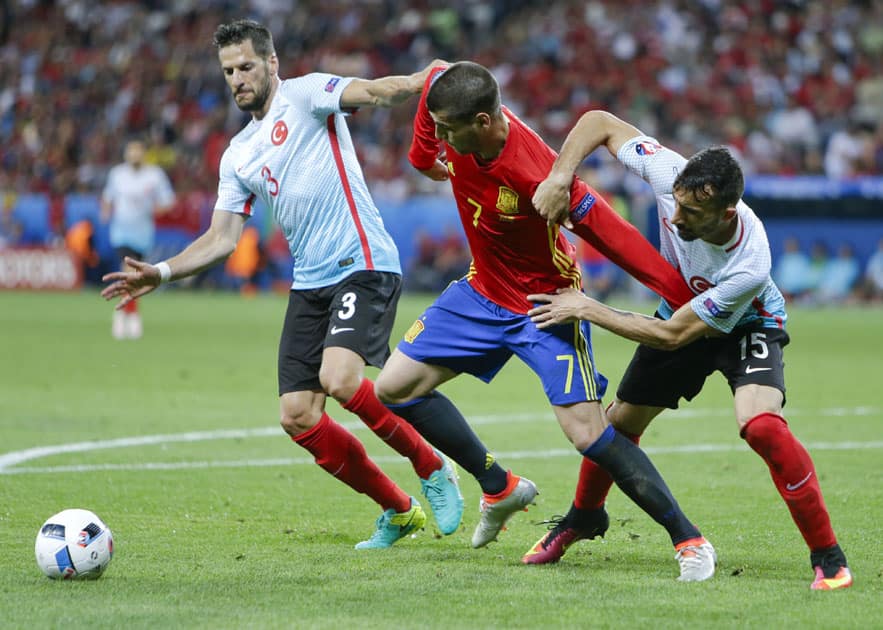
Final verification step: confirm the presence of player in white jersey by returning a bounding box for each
[101,139,174,339]
[522,111,852,590]
[101,19,467,549]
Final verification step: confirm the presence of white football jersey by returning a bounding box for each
[102,163,174,254]
[617,136,786,333]
[215,73,400,289]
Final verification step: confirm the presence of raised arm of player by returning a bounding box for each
[531,109,694,308]
[527,287,715,350]
[408,64,450,181]
[533,111,642,228]
[101,210,247,309]
[566,195,695,308]
[340,59,447,109]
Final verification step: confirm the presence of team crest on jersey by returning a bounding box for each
[689,275,715,293]
[635,141,661,155]
[496,187,519,215]
[271,120,288,145]
[324,77,341,92]
[404,318,425,343]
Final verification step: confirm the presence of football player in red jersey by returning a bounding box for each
[373,61,715,580]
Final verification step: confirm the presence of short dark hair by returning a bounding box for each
[673,146,744,210]
[426,61,501,123]
[212,19,275,58]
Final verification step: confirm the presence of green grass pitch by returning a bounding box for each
[0,289,880,628]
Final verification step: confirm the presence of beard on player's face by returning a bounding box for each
[234,63,272,112]
[672,188,727,242]
[676,210,729,242]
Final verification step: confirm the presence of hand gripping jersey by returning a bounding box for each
[409,67,693,315]
[617,136,787,333]
[215,74,401,289]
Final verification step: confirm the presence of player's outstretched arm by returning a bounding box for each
[526,288,713,350]
[340,59,447,109]
[407,64,449,181]
[101,210,247,309]
[533,111,642,228]
[100,257,162,307]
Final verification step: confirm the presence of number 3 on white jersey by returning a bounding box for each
[260,166,279,197]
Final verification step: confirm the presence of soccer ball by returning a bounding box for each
[34,509,114,579]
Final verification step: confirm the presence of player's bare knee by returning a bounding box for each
[572,425,608,452]
[562,422,604,452]
[318,366,360,403]
[373,377,412,406]
[373,387,396,405]
[373,379,393,404]
[279,410,319,436]
[571,436,592,452]
[279,398,320,436]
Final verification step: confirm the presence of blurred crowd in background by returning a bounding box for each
[772,235,883,304]
[1,0,881,302]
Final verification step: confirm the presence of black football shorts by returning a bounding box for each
[277,270,402,395]
[616,319,790,409]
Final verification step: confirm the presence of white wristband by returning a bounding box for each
[155,261,172,284]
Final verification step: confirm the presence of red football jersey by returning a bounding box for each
[409,66,695,314]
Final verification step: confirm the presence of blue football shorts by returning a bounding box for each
[397,279,607,405]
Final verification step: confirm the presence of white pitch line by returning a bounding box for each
[0,427,284,470]
[0,413,544,471]
[0,406,879,475]
[4,441,883,476]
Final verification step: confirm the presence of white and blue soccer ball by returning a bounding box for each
[34,509,114,579]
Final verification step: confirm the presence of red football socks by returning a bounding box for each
[741,412,837,551]
[343,378,442,479]
[292,412,410,513]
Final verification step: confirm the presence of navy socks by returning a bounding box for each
[391,391,508,494]
[582,425,701,545]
